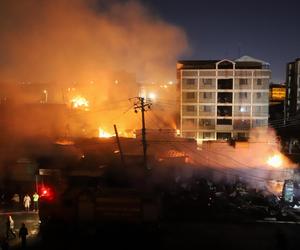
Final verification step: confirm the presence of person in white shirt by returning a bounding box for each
[23,194,31,212]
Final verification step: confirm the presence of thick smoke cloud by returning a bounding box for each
[0,0,188,83]
[0,0,188,137]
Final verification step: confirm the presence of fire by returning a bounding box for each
[71,96,89,110]
[267,154,283,168]
[98,128,113,138]
[267,180,284,195]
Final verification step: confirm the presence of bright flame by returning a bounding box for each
[148,92,156,100]
[176,129,180,136]
[71,96,89,110]
[98,128,113,138]
[267,154,283,168]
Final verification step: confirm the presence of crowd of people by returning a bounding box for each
[0,215,29,249]
[0,191,38,249]
[1,192,39,212]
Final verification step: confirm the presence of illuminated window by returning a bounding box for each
[240,106,246,112]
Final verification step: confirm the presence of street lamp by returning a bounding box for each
[43,90,48,103]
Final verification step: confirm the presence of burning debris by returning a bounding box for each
[267,154,283,168]
[71,96,89,111]
[98,128,113,138]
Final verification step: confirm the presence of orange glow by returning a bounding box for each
[98,128,113,138]
[71,96,89,110]
[267,154,283,168]
[267,180,284,195]
[176,129,180,136]
[54,139,75,145]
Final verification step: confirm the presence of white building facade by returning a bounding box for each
[178,56,271,142]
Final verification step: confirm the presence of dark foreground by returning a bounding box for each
[5,220,300,250]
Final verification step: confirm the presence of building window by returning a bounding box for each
[182,119,197,129]
[204,92,212,99]
[239,106,247,112]
[186,92,196,99]
[183,78,196,85]
[182,132,196,138]
[200,119,214,126]
[203,106,212,112]
[217,119,232,125]
[218,92,232,103]
[203,79,213,85]
[256,93,262,99]
[203,132,214,139]
[217,106,232,116]
[252,119,268,127]
[239,92,248,99]
[186,106,195,112]
[233,119,250,130]
[217,132,231,140]
[182,70,198,77]
[218,79,233,89]
[257,79,262,85]
[240,79,248,85]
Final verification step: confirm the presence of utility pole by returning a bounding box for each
[113,124,125,167]
[132,97,152,170]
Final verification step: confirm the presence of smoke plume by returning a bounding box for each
[0,0,188,83]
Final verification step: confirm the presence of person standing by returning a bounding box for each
[6,215,16,239]
[32,192,39,212]
[11,194,20,210]
[23,195,31,212]
[19,223,28,248]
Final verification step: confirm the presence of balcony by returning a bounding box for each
[253,92,269,103]
[253,79,269,90]
[217,106,232,117]
[199,119,215,130]
[218,79,233,89]
[199,78,216,89]
[235,78,251,90]
[182,78,197,90]
[182,92,197,103]
[182,118,197,130]
[182,105,197,116]
[218,70,234,77]
[233,119,250,130]
[199,92,215,103]
[199,105,215,116]
[217,92,232,103]
[252,106,268,117]
[234,105,251,116]
[234,92,251,104]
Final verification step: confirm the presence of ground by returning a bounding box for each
[1,210,300,250]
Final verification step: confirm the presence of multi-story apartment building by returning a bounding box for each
[177,56,271,142]
[285,58,300,120]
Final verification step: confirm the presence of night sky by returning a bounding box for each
[141,0,300,83]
